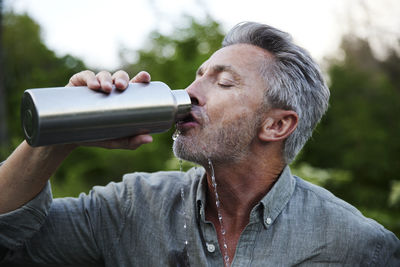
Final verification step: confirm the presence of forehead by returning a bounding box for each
[201,43,272,75]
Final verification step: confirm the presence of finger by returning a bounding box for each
[96,71,113,93]
[112,70,129,91]
[110,134,153,150]
[130,71,151,83]
[67,70,100,89]
[125,134,153,149]
[84,134,153,150]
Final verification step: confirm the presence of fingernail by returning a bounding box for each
[88,80,99,88]
[143,136,153,143]
[103,82,112,92]
[116,78,127,88]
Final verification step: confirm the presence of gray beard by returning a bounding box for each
[172,111,263,166]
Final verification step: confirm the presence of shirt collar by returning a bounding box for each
[194,165,296,228]
[259,165,296,228]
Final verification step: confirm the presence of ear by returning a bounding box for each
[258,109,298,142]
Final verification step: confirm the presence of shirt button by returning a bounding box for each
[265,217,272,225]
[206,243,216,253]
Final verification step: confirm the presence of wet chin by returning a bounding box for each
[172,129,254,166]
[173,136,209,165]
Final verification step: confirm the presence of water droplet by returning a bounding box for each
[208,158,230,267]
[179,159,189,261]
[172,129,181,140]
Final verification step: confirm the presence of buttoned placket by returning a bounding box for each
[197,201,225,266]
[229,204,265,266]
[197,200,268,266]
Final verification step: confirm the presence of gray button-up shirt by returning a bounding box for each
[0,166,399,266]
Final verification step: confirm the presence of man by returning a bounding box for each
[0,22,399,266]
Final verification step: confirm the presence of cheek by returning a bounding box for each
[205,91,262,125]
[209,103,255,127]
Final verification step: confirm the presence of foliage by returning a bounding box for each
[291,163,352,188]
[389,180,400,208]
[298,36,400,236]
[122,16,224,89]
[1,12,85,156]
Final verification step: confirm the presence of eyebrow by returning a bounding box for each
[196,64,242,82]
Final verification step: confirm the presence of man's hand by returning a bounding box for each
[67,70,154,150]
[67,70,151,92]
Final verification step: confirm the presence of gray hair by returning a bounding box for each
[222,22,330,163]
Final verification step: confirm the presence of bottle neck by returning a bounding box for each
[172,90,192,120]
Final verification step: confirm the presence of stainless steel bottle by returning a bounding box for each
[21,81,191,147]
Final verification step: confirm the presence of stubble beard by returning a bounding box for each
[173,108,263,167]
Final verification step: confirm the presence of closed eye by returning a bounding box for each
[218,83,233,88]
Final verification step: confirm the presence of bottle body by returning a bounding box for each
[21,81,191,146]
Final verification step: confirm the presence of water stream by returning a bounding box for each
[174,130,190,266]
[173,130,230,267]
[179,160,190,256]
[208,158,230,267]
[172,129,181,141]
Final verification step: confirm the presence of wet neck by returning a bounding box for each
[205,156,284,218]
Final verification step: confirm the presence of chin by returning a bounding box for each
[172,137,209,166]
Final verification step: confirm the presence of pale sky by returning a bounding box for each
[4,0,400,70]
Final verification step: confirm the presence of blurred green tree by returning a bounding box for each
[1,11,85,156]
[0,0,7,149]
[298,36,400,235]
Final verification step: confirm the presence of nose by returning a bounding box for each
[185,80,205,106]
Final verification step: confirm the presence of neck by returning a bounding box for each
[204,138,286,220]
[205,155,284,221]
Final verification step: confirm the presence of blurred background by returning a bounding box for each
[0,0,399,236]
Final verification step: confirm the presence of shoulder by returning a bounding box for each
[122,170,186,187]
[293,176,364,219]
[119,167,204,203]
[122,167,202,192]
[291,176,400,265]
[292,176,387,234]
[86,167,202,211]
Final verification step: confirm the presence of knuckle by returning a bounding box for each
[69,70,95,82]
[113,70,129,80]
[113,70,125,75]
[68,74,77,83]
[82,70,95,77]
[68,73,81,85]
[96,70,111,78]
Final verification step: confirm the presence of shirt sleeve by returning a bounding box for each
[0,179,131,266]
[0,182,53,250]
[381,229,400,267]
